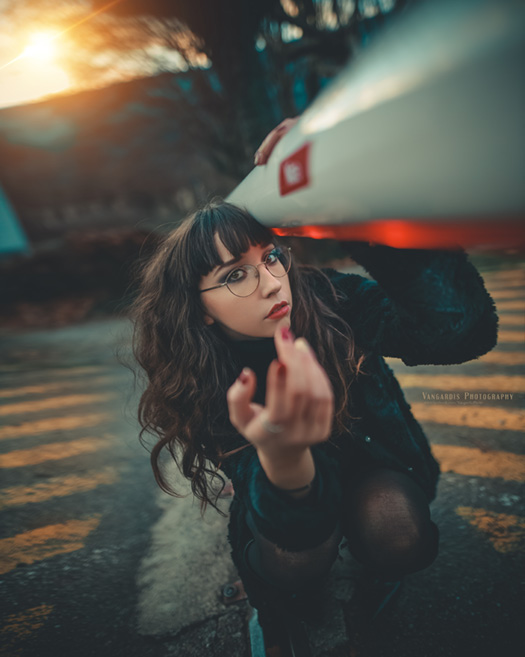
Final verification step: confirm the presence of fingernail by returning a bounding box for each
[254,152,261,165]
[280,327,292,341]
[239,368,250,384]
[295,338,310,353]
[277,362,286,377]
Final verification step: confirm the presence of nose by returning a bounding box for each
[258,264,282,297]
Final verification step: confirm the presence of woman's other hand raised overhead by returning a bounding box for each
[254,117,299,166]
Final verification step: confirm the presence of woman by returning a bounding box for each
[131,143,499,637]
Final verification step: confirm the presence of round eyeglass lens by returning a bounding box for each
[226,248,291,297]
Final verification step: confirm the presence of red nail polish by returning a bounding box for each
[281,327,291,341]
[239,370,249,384]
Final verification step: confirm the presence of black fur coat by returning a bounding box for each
[208,242,499,581]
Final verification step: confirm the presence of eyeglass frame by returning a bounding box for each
[199,246,292,297]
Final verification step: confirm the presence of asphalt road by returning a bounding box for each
[1,251,524,657]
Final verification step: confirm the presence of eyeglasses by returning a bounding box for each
[200,247,292,298]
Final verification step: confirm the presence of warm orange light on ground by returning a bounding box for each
[0,393,117,417]
[412,404,525,432]
[1,605,54,647]
[455,507,525,554]
[433,446,525,483]
[0,438,110,468]
[473,351,525,365]
[0,414,110,441]
[0,516,101,575]
[0,468,119,509]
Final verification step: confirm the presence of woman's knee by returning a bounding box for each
[343,468,439,575]
[244,523,342,592]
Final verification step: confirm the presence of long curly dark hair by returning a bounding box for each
[131,199,366,513]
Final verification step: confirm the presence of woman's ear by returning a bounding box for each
[203,314,215,326]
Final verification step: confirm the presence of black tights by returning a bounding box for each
[245,468,439,594]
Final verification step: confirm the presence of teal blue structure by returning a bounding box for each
[0,186,29,257]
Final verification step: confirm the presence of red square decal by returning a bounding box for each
[279,142,312,196]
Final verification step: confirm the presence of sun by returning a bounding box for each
[22,33,58,61]
[0,31,71,108]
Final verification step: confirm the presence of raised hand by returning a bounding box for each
[226,326,334,492]
[254,117,300,166]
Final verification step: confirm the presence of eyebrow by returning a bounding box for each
[212,243,275,276]
[212,256,241,275]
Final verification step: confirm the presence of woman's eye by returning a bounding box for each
[228,268,247,283]
[265,250,280,266]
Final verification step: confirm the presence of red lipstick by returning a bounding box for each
[266,302,290,320]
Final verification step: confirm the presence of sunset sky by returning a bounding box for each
[0,31,72,108]
[0,0,389,110]
[0,0,186,110]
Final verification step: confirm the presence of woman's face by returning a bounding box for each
[198,236,293,340]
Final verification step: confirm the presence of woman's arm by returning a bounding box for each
[223,327,342,550]
[329,242,499,365]
[222,436,343,552]
[254,117,498,366]
[227,327,333,497]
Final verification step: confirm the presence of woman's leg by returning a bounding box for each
[244,509,342,594]
[342,468,439,580]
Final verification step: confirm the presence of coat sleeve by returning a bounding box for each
[219,441,342,551]
[327,242,499,366]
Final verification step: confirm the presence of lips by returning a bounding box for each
[266,301,289,318]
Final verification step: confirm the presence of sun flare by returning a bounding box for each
[23,33,58,61]
[0,31,71,108]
